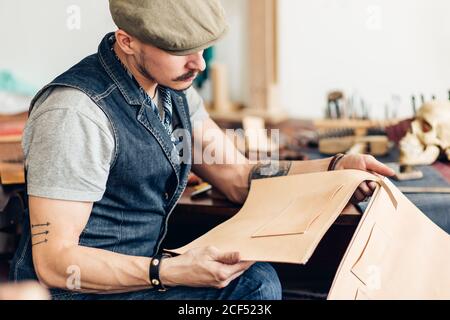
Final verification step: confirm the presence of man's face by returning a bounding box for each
[135,41,206,91]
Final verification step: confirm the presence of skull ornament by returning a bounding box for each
[400,101,450,166]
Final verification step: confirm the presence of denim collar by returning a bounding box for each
[98,32,146,106]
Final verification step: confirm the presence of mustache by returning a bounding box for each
[174,70,199,82]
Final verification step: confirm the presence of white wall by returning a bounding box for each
[0,0,248,104]
[3,0,448,120]
[279,0,450,119]
[0,0,115,89]
[212,0,249,105]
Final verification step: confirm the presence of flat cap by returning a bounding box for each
[109,0,228,55]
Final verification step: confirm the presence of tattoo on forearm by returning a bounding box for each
[32,222,50,228]
[31,222,51,247]
[32,239,48,247]
[249,161,292,187]
[32,231,49,237]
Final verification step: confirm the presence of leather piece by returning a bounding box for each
[329,178,450,300]
[169,169,450,298]
[168,170,393,265]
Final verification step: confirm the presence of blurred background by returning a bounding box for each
[1,0,450,119]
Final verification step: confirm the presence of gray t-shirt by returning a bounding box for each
[23,86,209,202]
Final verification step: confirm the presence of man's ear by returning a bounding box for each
[115,29,137,55]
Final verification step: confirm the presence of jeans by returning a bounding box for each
[51,263,282,301]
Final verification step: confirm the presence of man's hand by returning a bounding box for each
[335,154,396,203]
[159,246,254,289]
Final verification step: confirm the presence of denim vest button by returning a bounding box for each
[164,193,170,201]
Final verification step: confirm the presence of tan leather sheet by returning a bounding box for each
[169,170,394,264]
[328,178,450,300]
[169,169,450,299]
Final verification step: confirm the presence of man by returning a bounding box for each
[9,0,394,300]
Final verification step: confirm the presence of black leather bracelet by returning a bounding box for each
[328,153,345,171]
[149,253,171,292]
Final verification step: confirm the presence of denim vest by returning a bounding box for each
[9,33,193,295]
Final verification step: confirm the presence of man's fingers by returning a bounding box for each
[352,189,366,203]
[214,251,241,265]
[368,181,378,191]
[223,261,254,277]
[226,270,246,285]
[214,261,253,287]
[358,182,372,196]
[206,246,241,265]
[216,270,248,290]
[365,156,395,177]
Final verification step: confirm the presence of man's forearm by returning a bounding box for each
[248,158,333,184]
[34,244,152,294]
[192,117,335,204]
[231,158,332,202]
[196,158,335,205]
